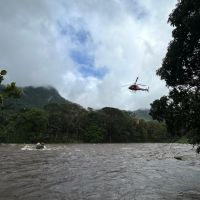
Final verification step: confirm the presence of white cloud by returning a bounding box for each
[0,0,177,110]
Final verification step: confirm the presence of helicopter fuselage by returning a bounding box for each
[129,84,148,92]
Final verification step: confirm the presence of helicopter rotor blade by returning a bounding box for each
[135,77,139,84]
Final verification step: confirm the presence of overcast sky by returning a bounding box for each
[0,0,177,110]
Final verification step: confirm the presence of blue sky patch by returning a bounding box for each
[70,50,107,79]
[70,50,93,66]
[57,19,107,79]
[79,65,108,79]
[73,29,90,44]
[57,20,90,45]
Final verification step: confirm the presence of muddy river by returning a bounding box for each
[0,143,200,200]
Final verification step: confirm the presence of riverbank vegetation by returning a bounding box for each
[0,85,169,143]
[150,0,200,145]
[1,0,199,145]
[0,71,171,143]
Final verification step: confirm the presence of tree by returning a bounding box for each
[146,121,168,142]
[0,69,21,105]
[0,69,21,142]
[150,0,200,143]
[157,0,200,89]
[83,124,105,143]
[100,107,138,142]
[3,108,48,143]
[44,103,87,142]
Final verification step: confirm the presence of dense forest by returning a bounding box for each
[150,0,200,145]
[1,0,199,144]
[0,82,169,143]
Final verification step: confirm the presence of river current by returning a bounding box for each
[0,143,200,200]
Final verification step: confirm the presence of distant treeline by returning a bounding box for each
[0,103,169,143]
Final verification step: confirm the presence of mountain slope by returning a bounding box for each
[5,86,152,121]
[7,86,71,109]
[134,109,152,121]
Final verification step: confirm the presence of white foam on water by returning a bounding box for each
[21,145,34,151]
[21,144,51,151]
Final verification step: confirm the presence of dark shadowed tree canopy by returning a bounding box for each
[150,0,200,144]
[157,0,200,89]
[0,69,21,105]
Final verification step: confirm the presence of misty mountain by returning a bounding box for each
[5,86,74,109]
[6,86,151,120]
[133,109,152,121]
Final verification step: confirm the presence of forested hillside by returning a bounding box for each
[6,86,69,109]
[0,86,170,143]
[133,109,152,121]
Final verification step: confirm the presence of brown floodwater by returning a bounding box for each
[0,143,200,200]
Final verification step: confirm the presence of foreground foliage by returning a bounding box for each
[0,69,21,105]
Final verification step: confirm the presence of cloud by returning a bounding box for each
[0,0,177,110]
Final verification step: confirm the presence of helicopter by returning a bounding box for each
[123,77,149,92]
